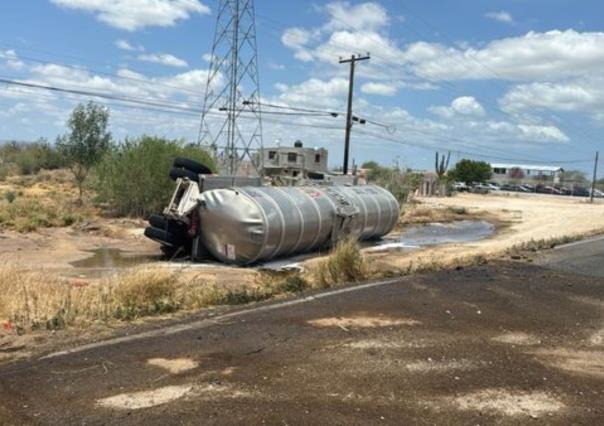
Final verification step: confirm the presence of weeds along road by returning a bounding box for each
[1,240,603,425]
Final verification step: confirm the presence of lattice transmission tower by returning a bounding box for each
[198,0,263,175]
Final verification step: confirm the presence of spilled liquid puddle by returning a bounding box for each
[369,220,494,253]
[69,248,161,278]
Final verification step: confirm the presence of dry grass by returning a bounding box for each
[0,266,191,330]
[0,241,364,333]
[0,263,313,332]
[507,235,580,254]
[312,239,369,289]
[0,169,95,232]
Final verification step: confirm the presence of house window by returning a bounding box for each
[268,151,276,160]
[315,153,321,163]
[288,152,297,162]
[493,168,507,174]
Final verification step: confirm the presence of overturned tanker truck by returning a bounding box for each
[144,158,400,265]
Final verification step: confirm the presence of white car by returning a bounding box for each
[590,188,604,198]
[453,182,469,191]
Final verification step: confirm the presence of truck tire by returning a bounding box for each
[144,226,185,247]
[307,171,325,180]
[169,167,199,182]
[148,214,167,229]
[173,158,212,175]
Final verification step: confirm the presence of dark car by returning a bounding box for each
[556,186,572,196]
[572,187,590,197]
[500,183,516,192]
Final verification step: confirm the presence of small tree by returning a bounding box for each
[449,159,492,185]
[57,102,111,200]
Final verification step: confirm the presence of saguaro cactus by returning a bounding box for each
[435,151,451,178]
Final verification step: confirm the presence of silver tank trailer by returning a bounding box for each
[198,185,399,265]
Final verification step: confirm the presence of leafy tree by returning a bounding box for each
[57,102,111,200]
[449,159,492,184]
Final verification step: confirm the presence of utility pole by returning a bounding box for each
[340,53,370,175]
[590,151,599,203]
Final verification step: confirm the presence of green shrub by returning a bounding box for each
[363,162,422,202]
[0,140,67,176]
[95,136,216,217]
[4,191,16,204]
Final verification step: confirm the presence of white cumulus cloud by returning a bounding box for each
[50,0,210,31]
[404,30,604,81]
[361,82,397,96]
[324,1,390,32]
[0,49,25,70]
[501,78,604,115]
[485,11,514,24]
[430,96,485,118]
[115,39,144,51]
[138,53,188,68]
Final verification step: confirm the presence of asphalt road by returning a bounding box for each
[535,236,604,278]
[1,241,603,425]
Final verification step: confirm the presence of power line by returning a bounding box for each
[354,128,593,165]
[0,77,349,120]
[0,83,344,132]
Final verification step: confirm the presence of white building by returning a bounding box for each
[490,163,564,184]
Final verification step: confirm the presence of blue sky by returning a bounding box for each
[0,0,602,175]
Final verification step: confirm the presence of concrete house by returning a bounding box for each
[259,141,328,179]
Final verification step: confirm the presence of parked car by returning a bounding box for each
[593,189,604,198]
[500,183,517,192]
[453,182,469,192]
[487,183,501,191]
[572,187,590,197]
[536,184,550,194]
[544,186,563,195]
[470,183,490,194]
[552,186,570,196]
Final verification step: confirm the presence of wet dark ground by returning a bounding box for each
[1,240,603,425]
[369,220,494,252]
[68,221,496,275]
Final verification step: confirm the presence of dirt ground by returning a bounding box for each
[1,191,603,364]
